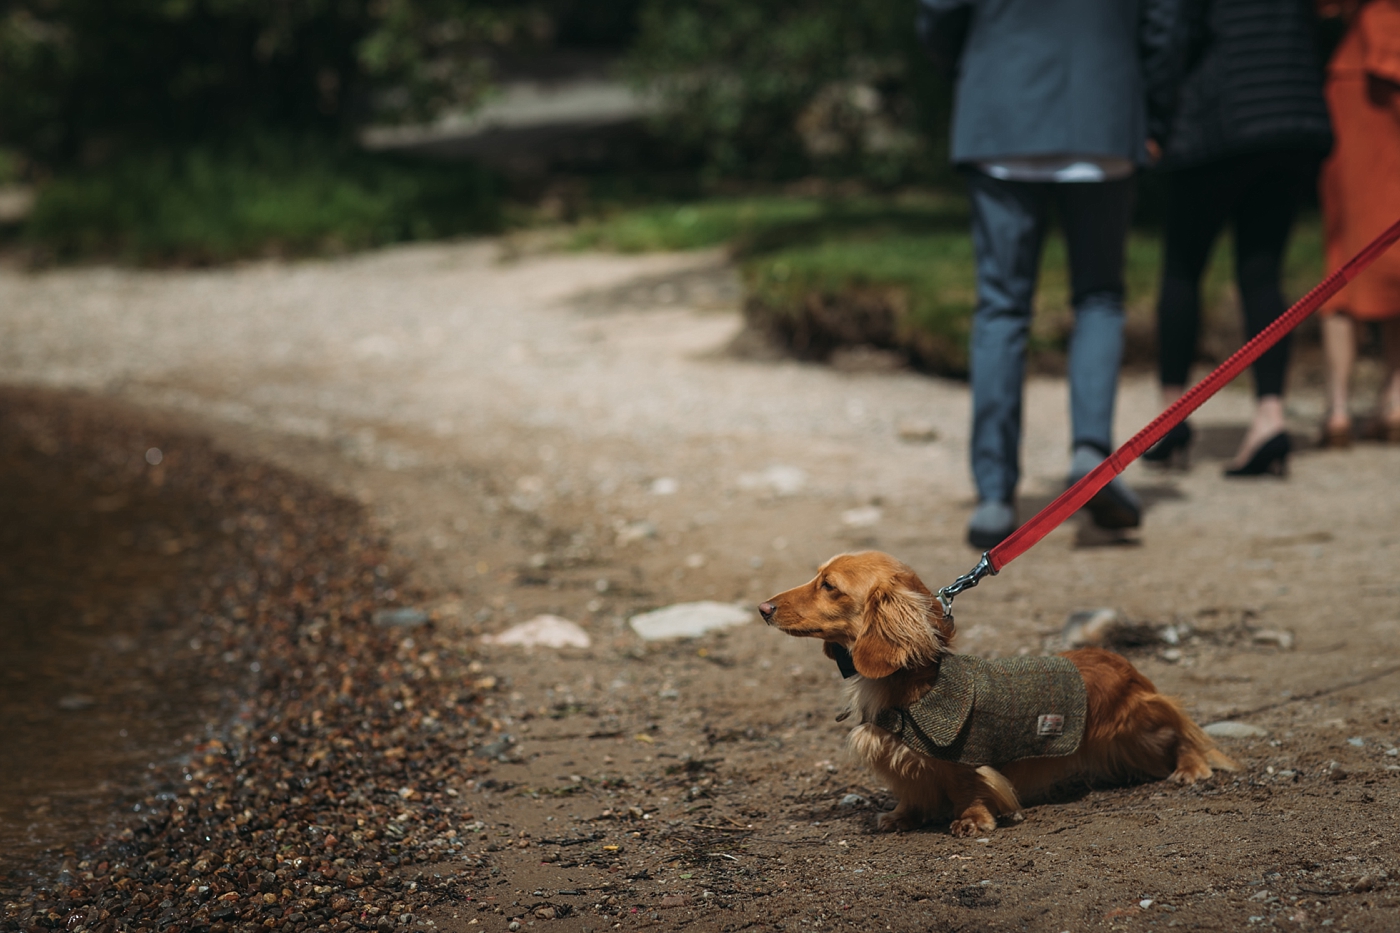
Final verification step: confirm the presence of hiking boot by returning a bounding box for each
[1068,445,1142,530]
[967,500,1017,549]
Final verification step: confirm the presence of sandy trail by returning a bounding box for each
[2,240,1398,931]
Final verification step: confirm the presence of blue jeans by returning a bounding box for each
[965,169,1135,504]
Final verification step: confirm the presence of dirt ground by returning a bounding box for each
[2,239,1399,932]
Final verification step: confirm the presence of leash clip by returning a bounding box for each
[937,551,996,621]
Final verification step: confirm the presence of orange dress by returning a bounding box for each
[1320,0,1400,320]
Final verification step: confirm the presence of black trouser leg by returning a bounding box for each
[1230,152,1315,398]
[1157,165,1234,388]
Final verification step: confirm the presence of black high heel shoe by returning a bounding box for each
[1143,421,1193,468]
[1224,432,1290,477]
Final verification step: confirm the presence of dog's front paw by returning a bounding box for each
[949,809,996,838]
[1168,746,1216,784]
[1168,763,1212,784]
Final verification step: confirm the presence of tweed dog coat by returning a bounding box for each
[872,655,1087,765]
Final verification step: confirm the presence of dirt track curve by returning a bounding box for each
[2,240,1399,932]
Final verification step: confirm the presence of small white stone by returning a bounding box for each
[1140,899,1154,909]
[737,465,807,496]
[614,520,657,546]
[629,601,752,640]
[840,505,882,528]
[896,419,939,443]
[1252,629,1295,650]
[1203,721,1269,739]
[481,615,591,649]
[1062,608,1121,648]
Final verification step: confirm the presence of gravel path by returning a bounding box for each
[3,240,1400,931]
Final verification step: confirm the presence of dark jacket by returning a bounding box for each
[1159,0,1333,167]
[917,0,1182,165]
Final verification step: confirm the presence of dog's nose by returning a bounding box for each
[758,602,776,624]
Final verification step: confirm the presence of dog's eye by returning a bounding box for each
[819,579,839,594]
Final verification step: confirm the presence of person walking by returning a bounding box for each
[1316,0,1400,447]
[1143,0,1333,475]
[918,0,1180,549]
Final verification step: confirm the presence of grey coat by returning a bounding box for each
[918,0,1182,165]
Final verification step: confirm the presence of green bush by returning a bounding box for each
[570,197,827,252]
[0,1,648,261]
[24,137,500,263]
[627,0,952,184]
[0,149,23,186]
[746,219,1327,376]
[0,1,610,163]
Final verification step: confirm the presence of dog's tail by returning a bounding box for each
[975,765,1024,816]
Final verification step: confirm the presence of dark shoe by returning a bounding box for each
[1143,421,1193,468]
[1224,432,1290,477]
[1069,446,1142,530]
[967,500,1017,549]
[1318,420,1352,449]
[1360,417,1400,444]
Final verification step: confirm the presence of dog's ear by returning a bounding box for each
[851,572,937,678]
[850,622,901,678]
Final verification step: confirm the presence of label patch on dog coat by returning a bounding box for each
[872,655,1087,765]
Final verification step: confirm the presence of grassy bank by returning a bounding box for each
[575,193,1326,376]
[15,137,501,264]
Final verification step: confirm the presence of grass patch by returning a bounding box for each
[569,196,830,253]
[577,192,1326,377]
[20,136,501,263]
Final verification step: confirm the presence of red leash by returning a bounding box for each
[936,215,1400,617]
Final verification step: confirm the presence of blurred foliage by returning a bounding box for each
[0,1,639,261]
[22,134,500,263]
[0,0,644,167]
[740,206,977,373]
[570,197,827,252]
[626,0,952,184]
[0,148,24,186]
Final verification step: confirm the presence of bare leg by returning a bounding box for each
[1230,395,1287,469]
[1380,318,1400,429]
[1322,313,1356,435]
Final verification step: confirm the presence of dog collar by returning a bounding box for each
[829,643,859,679]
